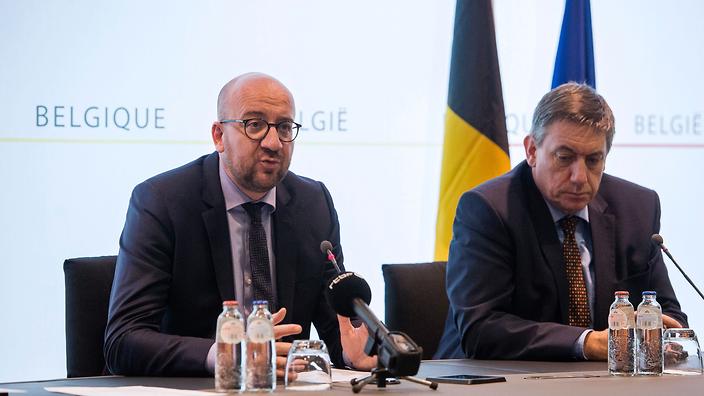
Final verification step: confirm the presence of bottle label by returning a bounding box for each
[247,318,274,343]
[637,309,659,330]
[220,320,244,344]
[608,309,629,330]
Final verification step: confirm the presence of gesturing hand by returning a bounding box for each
[337,315,377,370]
[271,308,302,378]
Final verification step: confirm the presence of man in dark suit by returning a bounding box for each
[105,73,374,376]
[435,83,687,361]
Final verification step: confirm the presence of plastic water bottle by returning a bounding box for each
[215,300,246,392]
[608,291,635,375]
[636,291,663,375]
[246,300,276,391]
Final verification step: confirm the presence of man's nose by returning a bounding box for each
[260,126,283,151]
[570,159,588,185]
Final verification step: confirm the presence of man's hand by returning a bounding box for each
[583,314,682,362]
[662,314,683,329]
[272,308,302,378]
[583,329,608,361]
[337,315,377,370]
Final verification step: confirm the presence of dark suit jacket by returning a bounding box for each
[435,161,686,360]
[104,152,344,375]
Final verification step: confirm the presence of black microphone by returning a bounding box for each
[326,272,372,317]
[326,272,421,376]
[320,240,342,274]
[651,234,704,301]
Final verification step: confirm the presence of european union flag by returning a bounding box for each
[552,0,595,88]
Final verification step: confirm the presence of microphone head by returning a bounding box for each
[651,234,664,245]
[320,240,334,255]
[326,272,372,317]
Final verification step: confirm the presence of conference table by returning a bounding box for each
[2,359,702,395]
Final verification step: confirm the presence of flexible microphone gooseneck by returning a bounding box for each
[651,234,704,302]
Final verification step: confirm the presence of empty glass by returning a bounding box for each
[284,340,332,391]
[663,328,703,375]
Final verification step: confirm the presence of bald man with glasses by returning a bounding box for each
[105,72,375,377]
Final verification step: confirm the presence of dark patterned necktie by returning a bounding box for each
[241,202,275,308]
[559,216,591,327]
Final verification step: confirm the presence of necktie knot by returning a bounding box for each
[559,216,578,235]
[242,202,266,224]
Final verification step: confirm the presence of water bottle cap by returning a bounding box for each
[614,291,629,297]
[642,291,657,296]
[252,300,269,306]
[222,300,238,306]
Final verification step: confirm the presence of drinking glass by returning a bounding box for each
[284,340,332,391]
[663,328,703,375]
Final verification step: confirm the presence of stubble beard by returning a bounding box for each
[235,153,291,195]
[241,166,288,194]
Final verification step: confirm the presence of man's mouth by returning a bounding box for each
[259,157,281,170]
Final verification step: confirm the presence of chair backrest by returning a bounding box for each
[63,255,117,378]
[382,261,448,360]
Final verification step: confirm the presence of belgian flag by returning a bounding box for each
[434,0,510,261]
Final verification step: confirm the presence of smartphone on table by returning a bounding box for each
[426,374,506,385]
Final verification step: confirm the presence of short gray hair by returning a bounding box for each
[530,82,615,152]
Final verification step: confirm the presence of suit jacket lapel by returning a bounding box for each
[273,177,298,321]
[201,152,236,301]
[588,193,616,330]
[520,163,569,322]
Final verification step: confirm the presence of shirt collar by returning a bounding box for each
[219,154,277,211]
[544,199,590,225]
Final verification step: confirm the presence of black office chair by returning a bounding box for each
[382,261,448,360]
[63,255,117,377]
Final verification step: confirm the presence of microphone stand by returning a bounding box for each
[349,333,438,393]
[324,271,437,393]
[351,364,438,393]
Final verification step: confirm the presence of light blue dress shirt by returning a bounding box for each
[219,156,278,317]
[207,156,280,372]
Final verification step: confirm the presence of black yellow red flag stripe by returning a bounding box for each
[434,0,510,261]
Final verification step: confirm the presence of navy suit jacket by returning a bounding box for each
[435,161,686,360]
[104,152,344,375]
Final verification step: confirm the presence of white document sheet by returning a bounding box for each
[45,386,215,396]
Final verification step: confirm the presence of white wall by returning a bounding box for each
[1,0,702,381]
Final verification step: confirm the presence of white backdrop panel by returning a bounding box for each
[0,0,702,382]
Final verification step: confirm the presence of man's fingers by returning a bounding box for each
[662,314,683,329]
[272,308,287,325]
[276,355,288,369]
[276,341,293,356]
[583,329,608,361]
[337,314,353,333]
[274,323,302,339]
[338,315,370,338]
[276,356,288,379]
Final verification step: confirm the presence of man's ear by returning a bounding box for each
[524,134,537,167]
[212,122,224,152]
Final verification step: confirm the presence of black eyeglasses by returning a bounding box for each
[219,118,301,142]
